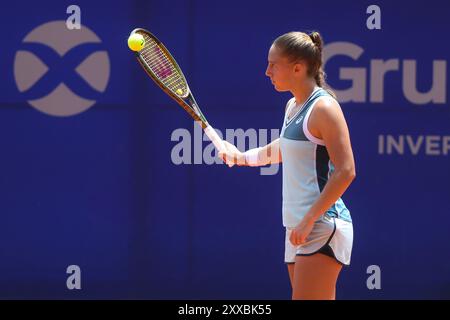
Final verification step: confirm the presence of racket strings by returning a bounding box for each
[139,33,187,96]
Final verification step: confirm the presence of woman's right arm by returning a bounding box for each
[219,138,282,166]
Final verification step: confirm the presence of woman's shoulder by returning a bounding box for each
[313,91,341,110]
[310,94,345,125]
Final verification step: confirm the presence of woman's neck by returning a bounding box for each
[291,79,318,105]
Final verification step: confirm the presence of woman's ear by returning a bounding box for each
[293,61,306,75]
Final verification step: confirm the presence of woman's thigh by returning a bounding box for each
[292,253,343,300]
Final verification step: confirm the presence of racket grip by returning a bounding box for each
[204,125,234,168]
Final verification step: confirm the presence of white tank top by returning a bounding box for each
[280,87,352,227]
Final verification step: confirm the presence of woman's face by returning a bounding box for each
[265,45,306,92]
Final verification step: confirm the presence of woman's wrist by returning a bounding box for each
[244,147,262,166]
[236,152,246,166]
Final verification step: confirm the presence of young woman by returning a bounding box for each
[219,31,356,300]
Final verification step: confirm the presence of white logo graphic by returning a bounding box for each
[14,21,110,117]
[295,116,304,125]
[324,42,446,104]
[378,134,450,156]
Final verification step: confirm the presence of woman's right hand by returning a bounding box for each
[219,141,246,166]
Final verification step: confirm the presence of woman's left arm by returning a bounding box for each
[290,97,356,246]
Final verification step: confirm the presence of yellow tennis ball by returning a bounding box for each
[128,33,145,51]
[176,89,183,95]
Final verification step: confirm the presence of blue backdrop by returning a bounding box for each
[0,0,449,299]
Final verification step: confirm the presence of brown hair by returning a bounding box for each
[273,31,336,98]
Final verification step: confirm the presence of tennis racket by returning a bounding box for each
[129,28,232,166]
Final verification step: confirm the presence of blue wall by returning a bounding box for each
[0,0,449,299]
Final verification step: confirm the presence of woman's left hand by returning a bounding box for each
[289,217,315,246]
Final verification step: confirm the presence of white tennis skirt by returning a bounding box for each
[285,214,353,265]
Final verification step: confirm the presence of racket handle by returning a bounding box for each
[204,125,234,168]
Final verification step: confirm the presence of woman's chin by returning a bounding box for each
[274,84,288,92]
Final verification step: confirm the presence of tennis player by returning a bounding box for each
[219,31,356,300]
